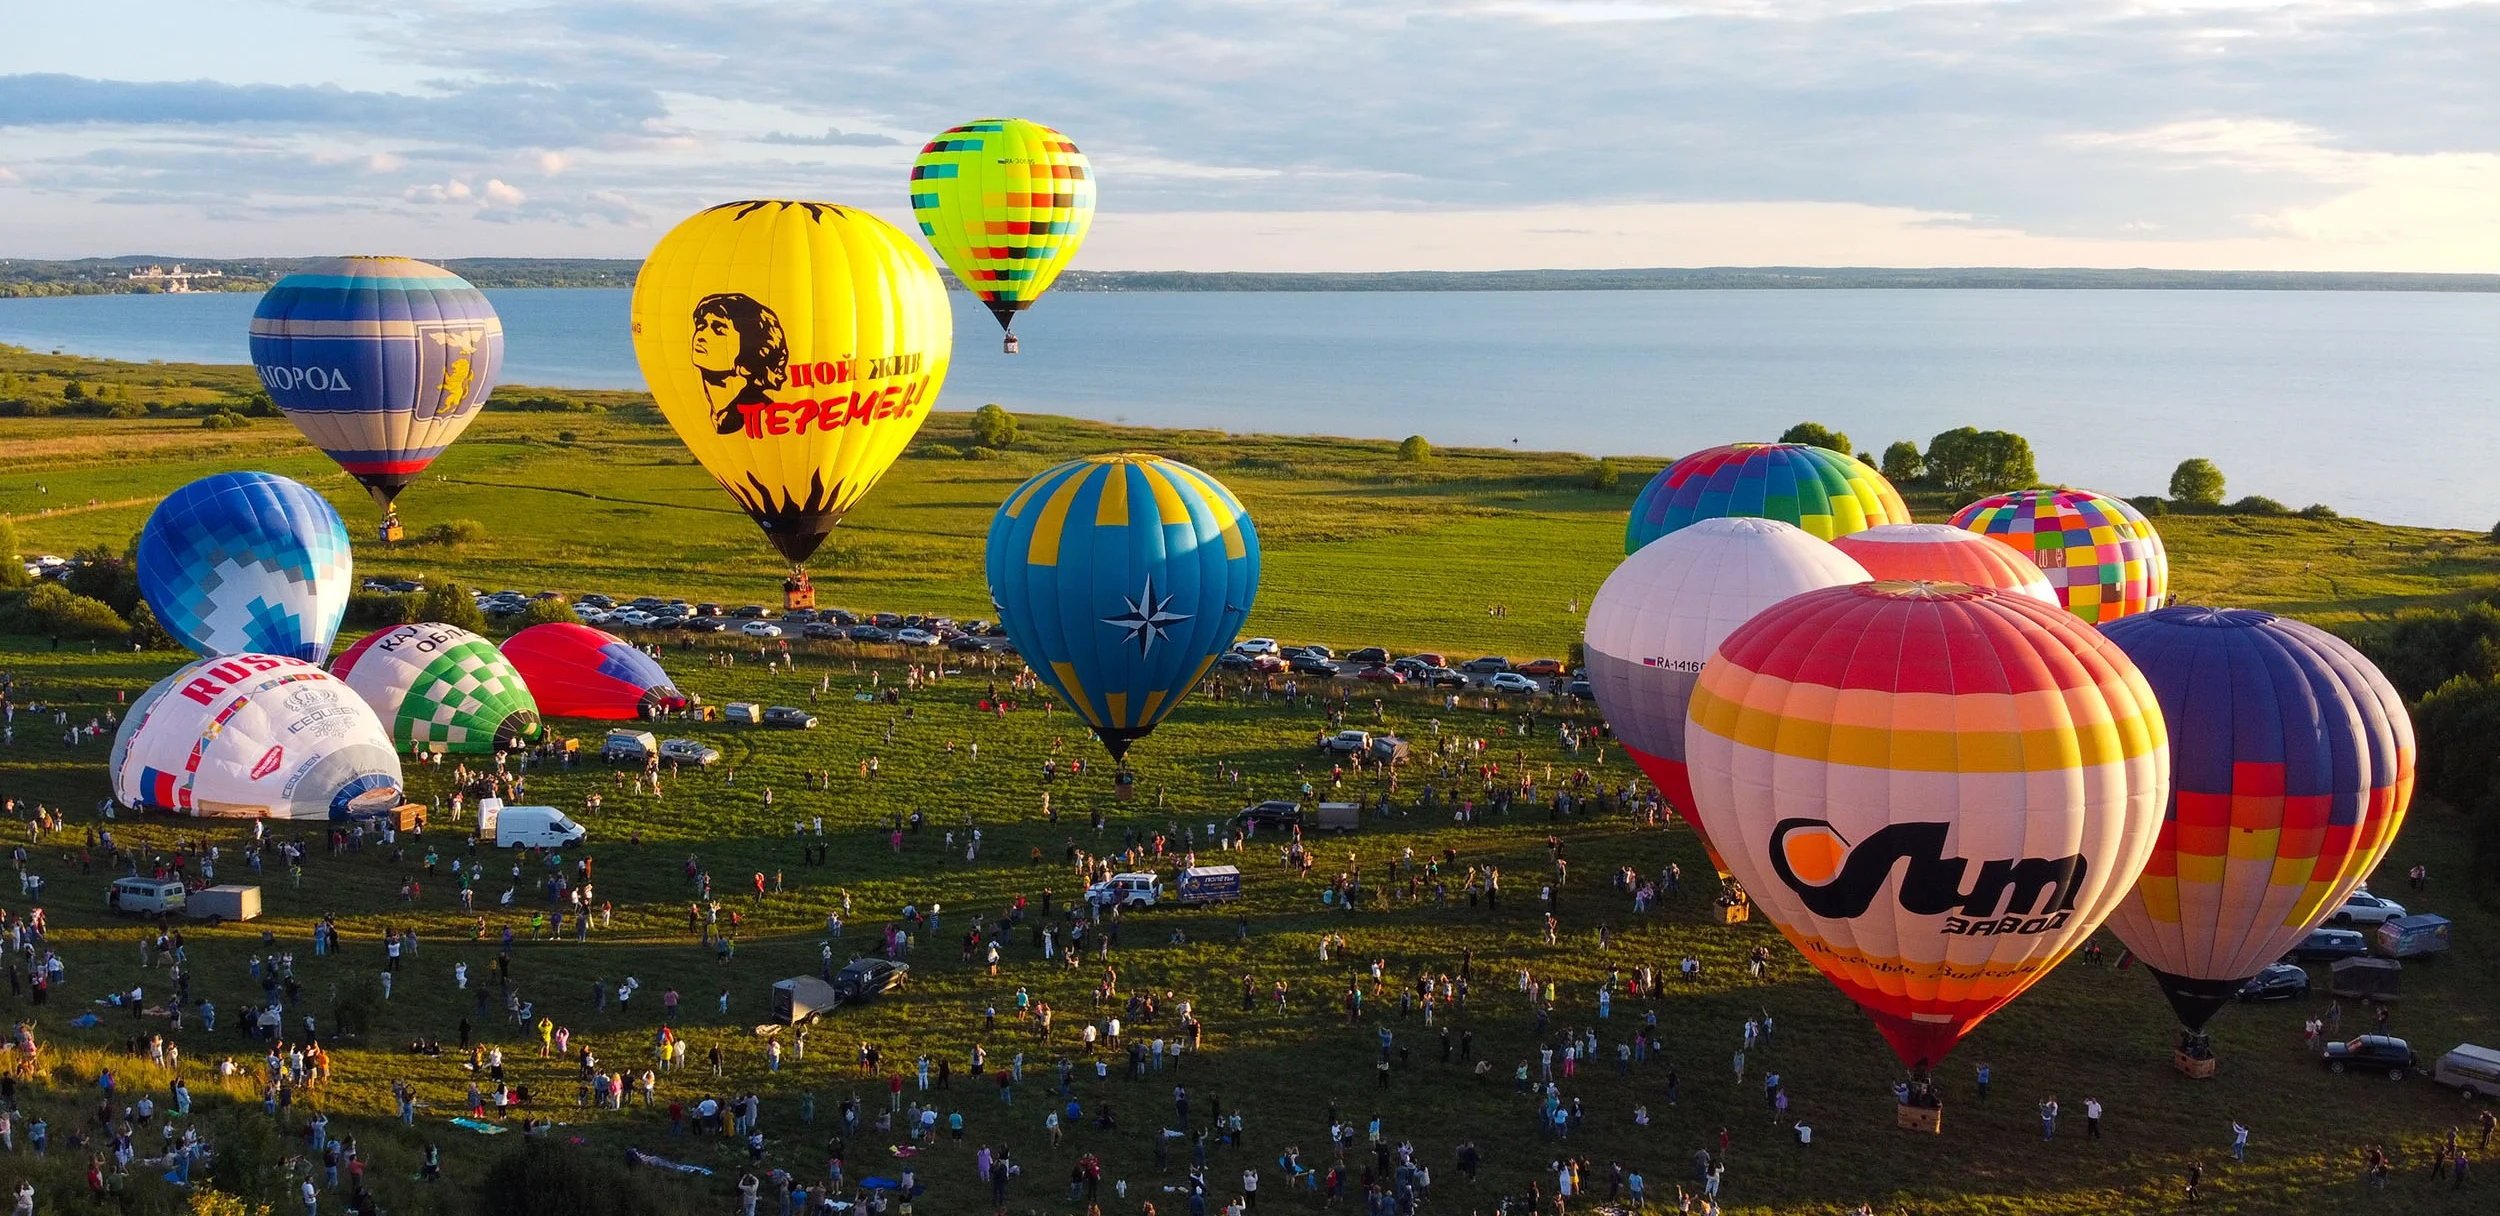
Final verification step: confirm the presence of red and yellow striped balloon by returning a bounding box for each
[1685,581,2169,1068]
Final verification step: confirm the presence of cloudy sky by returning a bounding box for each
[4,0,2497,270]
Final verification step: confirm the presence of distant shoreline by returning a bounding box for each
[5,259,2499,296]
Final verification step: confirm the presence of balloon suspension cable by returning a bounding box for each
[1003,330,1020,356]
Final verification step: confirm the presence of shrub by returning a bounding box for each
[2298,503,2339,520]
[520,598,577,627]
[345,591,421,629]
[1778,421,1852,456]
[108,400,148,418]
[423,518,488,546]
[2228,495,2289,516]
[201,410,249,430]
[917,443,962,460]
[241,390,281,417]
[971,402,1019,449]
[1398,435,1432,462]
[2128,495,2169,517]
[1879,441,1924,483]
[420,582,487,632]
[556,430,578,445]
[964,446,1001,461]
[2168,458,2225,507]
[3,582,129,639]
[1587,459,1619,491]
[60,380,84,401]
[0,518,28,590]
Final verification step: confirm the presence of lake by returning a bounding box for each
[4,287,2496,530]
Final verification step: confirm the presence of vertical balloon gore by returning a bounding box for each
[1626,443,1908,554]
[912,119,1096,341]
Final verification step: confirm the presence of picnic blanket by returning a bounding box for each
[628,1148,714,1177]
[449,1117,509,1135]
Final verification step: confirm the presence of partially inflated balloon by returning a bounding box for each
[501,623,685,721]
[1627,443,1908,554]
[987,455,1259,761]
[332,622,543,754]
[1830,524,2057,606]
[2098,606,2414,1031]
[630,201,953,566]
[1583,518,1870,874]
[112,654,403,819]
[135,472,353,662]
[1950,489,2168,624]
[250,256,503,512]
[911,119,1095,337]
[1686,582,2168,1068]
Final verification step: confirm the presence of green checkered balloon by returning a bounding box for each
[330,622,542,753]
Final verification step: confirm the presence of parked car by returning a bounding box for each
[600,730,658,763]
[871,613,903,628]
[1486,672,1539,694]
[1367,735,1412,765]
[2433,1044,2500,1098]
[947,634,992,652]
[1086,872,1164,909]
[2331,888,2406,926]
[763,706,818,729]
[1289,653,1340,677]
[2237,963,2310,1002]
[1234,638,1280,656]
[684,618,729,633]
[388,580,424,594]
[693,603,724,618]
[1325,730,1372,754]
[2321,1035,2416,1079]
[1235,801,1304,831]
[847,625,896,643]
[1461,656,1511,675]
[831,959,910,1003]
[1514,658,1566,677]
[1402,652,1448,669]
[1418,666,1467,687]
[657,738,720,766]
[1298,644,1335,660]
[741,621,784,638]
[1564,678,1594,700]
[728,605,770,619]
[612,609,655,627]
[722,703,764,725]
[801,623,846,640]
[2287,927,2371,962]
[1354,665,1406,684]
[1217,652,1254,671]
[1343,647,1390,664]
[579,594,615,608]
[1249,654,1287,674]
[894,628,940,646]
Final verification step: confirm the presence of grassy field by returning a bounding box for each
[4,347,2500,1215]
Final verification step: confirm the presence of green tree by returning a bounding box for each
[971,402,1019,449]
[1588,458,1620,491]
[126,600,184,650]
[1879,441,1924,484]
[2168,458,2225,507]
[520,597,578,627]
[1397,435,1432,462]
[1778,421,1852,455]
[420,582,487,632]
[0,517,29,589]
[1923,427,2038,496]
[2,582,129,639]
[60,379,85,401]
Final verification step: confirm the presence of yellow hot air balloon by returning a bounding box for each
[910,118,1095,353]
[631,201,953,586]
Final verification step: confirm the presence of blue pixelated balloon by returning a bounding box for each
[136,472,354,662]
[986,454,1260,760]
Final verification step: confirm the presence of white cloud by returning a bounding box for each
[405,179,472,204]
[537,151,569,175]
[366,152,404,172]
[481,178,526,208]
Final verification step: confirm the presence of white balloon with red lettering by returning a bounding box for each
[112,654,405,820]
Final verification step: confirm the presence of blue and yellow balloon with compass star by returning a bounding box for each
[985,454,1261,761]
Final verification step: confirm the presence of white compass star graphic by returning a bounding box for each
[1102,578,1192,657]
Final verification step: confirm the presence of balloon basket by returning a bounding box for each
[2173,1050,2217,1080]
[782,575,816,611]
[380,522,404,544]
[1717,901,1750,925]
[1895,1102,1943,1134]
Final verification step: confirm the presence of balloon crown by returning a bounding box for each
[1856,580,1989,601]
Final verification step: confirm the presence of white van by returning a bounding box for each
[110,876,187,915]
[2434,1044,2500,1098]
[722,703,764,725]
[494,806,587,849]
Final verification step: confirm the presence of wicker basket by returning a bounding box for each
[1896,1102,1943,1133]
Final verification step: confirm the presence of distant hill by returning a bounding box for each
[6,257,2497,296]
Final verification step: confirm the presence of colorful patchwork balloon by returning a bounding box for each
[1950,488,2169,623]
[500,623,685,721]
[1685,581,2169,1068]
[1830,523,2058,607]
[1583,517,1870,874]
[249,256,503,512]
[332,622,543,754]
[911,118,1095,346]
[112,653,404,820]
[1626,443,1908,553]
[2097,606,2414,1031]
[986,454,1260,761]
[135,472,353,662]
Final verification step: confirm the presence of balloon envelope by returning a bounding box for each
[1626,443,1907,554]
[112,654,403,819]
[986,454,1260,760]
[1583,517,1870,872]
[630,200,953,566]
[1830,523,2058,606]
[250,256,503,511]
[2097,606,2415,1030]
[1685,581,2169,1068]
[1950,488,2169,624]
[332,622,543,754]
[135,471,352,662]
[500,623,684,720]
[911,118,1096,333]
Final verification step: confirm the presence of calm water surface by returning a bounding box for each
[3,288,2494,529]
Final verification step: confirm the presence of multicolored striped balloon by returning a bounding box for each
[911,118,1095,338]
[1626,443,1908,554]
[986,455,1259,761]
[249,256,503,512]
[1949,488,2169,624]
[2097,606,2414,1031]
[1685,581,2169,1068]
[332,622,543,755]
[1830,523,2057,606]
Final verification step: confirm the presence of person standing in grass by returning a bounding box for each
[2184,1161,2203,1203]
[2230,1120,2248,1162]
[2038,1096,2058,1140]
